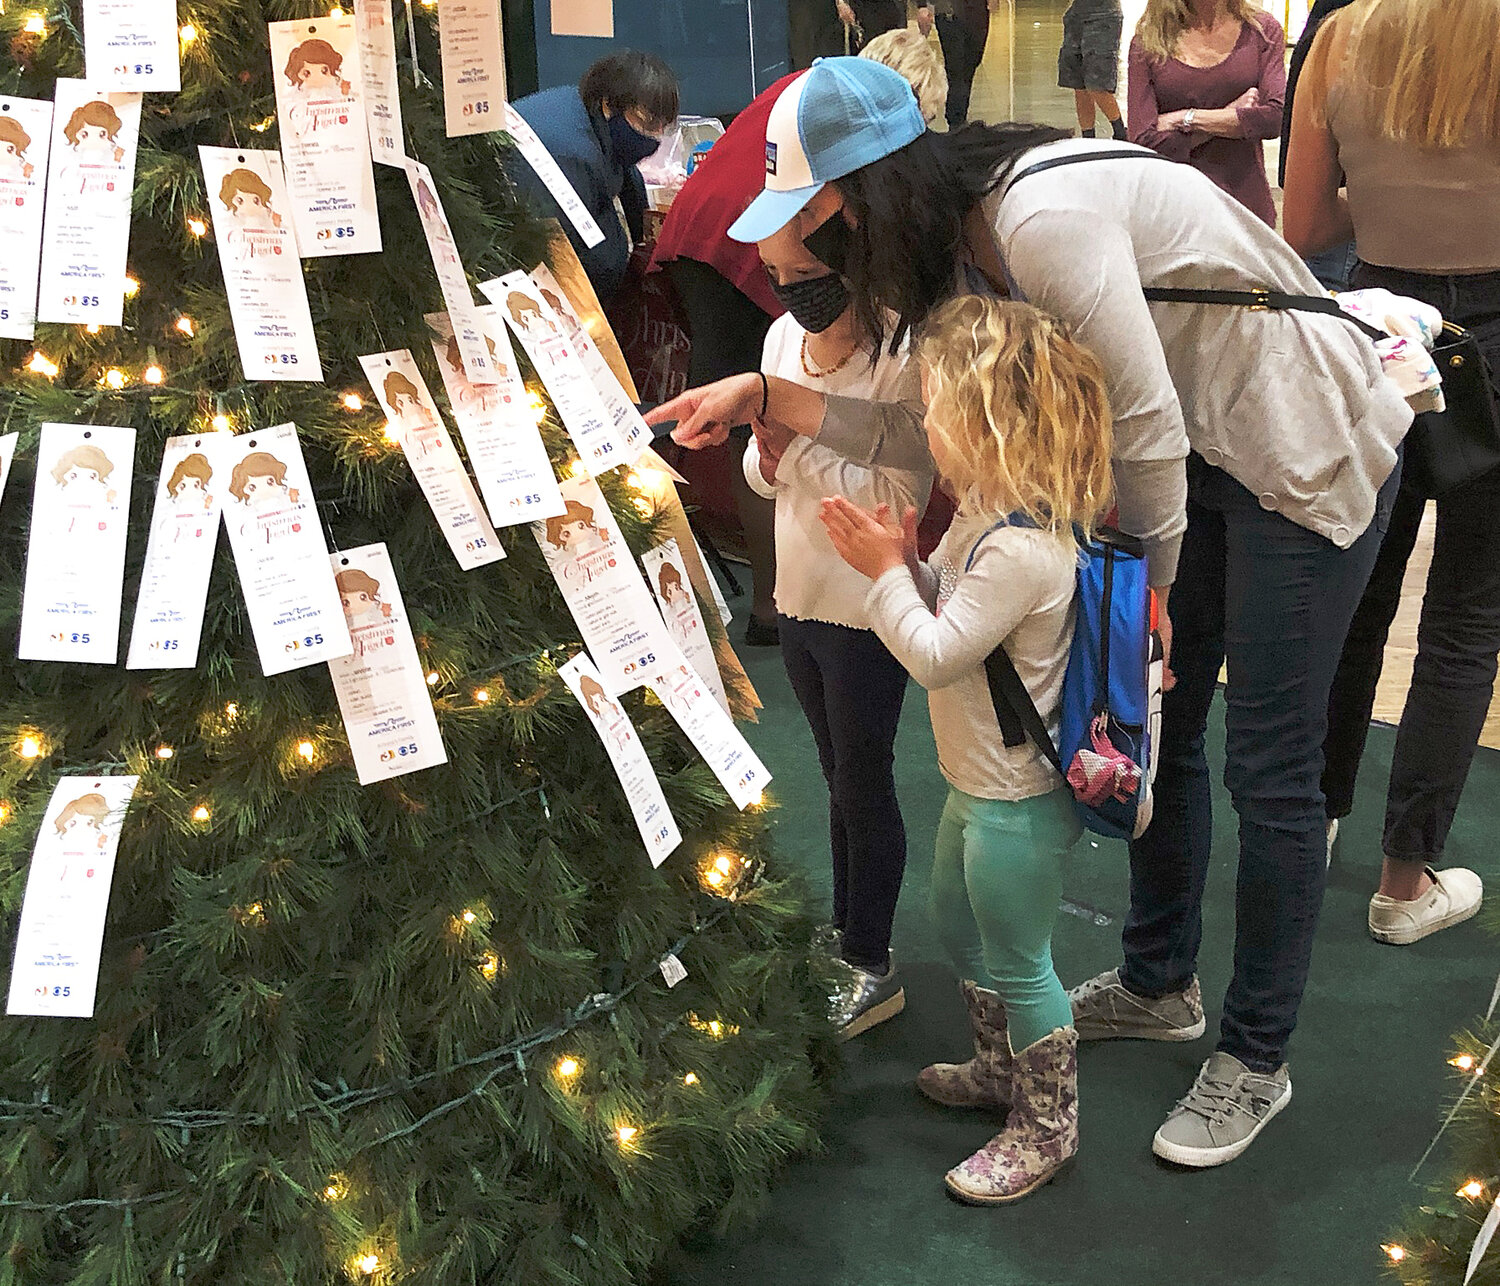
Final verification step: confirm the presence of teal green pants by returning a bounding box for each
[931,786,1081,1051]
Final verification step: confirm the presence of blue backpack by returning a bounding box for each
[967,520,1163,840]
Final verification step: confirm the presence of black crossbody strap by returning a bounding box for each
[1001,150,1389,347]
[1140,286,1388,343]
[983,647,1066,779]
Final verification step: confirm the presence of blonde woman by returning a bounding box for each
[1127,0,1285,224]
[820,297,1112,1204]
[860,27,950,124]
[1285,0,1500,944]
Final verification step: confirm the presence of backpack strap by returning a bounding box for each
[964,516,1067,774]
[1000,147,1170,198]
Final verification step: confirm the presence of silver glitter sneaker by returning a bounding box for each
[830,957,905,1041]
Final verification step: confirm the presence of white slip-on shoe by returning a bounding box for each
[1368,867,1483,945]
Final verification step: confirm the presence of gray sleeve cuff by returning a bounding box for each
[818,396,934,473]
[1112,455,1188,588]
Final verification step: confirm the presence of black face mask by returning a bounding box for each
[802,209,854,277]
[607,112,660,168]
[769,273,850,335]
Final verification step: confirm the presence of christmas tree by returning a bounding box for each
[0,4,830,1283]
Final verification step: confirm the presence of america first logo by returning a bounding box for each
[765,141,777,175]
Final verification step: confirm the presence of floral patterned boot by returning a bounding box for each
[916,981,1012,1111]
[943,1026,1078,1205]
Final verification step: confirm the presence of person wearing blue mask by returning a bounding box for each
[507,52,678,304]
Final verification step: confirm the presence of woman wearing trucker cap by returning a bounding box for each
[647,56,1410,1174]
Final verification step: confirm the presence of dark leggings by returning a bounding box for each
[779,615,910,970]
[1322,263,1500,865]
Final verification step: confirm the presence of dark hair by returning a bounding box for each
[579,51,679,129]
[833,122,1069,355]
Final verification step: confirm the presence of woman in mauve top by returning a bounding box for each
[1127,0,1285,226]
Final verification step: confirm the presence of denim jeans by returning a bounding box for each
[935,14,987,127]
[1302,241,1357,292]
[779,615,911,970]
[1322,262,1500,864]
[1121,455,1396,1071]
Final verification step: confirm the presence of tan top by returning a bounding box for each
[1314,16,1500,273]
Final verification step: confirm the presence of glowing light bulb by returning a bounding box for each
[705,868,724,888]
[123,276,140,297]
[624,470,644,492]
[85,322,102,335]
[144,364,165,385]
[1460,1180,1485,1199]
[224,702,239,719]
[683,1072,699,1086]
[425,671,440,687]
[175,316,196,337]
[615,1124,639,1146]
[713,854,734,875]
[187,217,208,238]
[356,1252,380,1275]
[1382,1244,1406,1263]
[26,351,58,378]
[479,951,500,979]
[381,422,400,445]
[1451,1054,1478,1073]
[473,688,490,704]
[341,392,364,412]
[23,13,46,35]
[707,1020,725,1039]
[323,1175,348,1201]
[461,909,477,925]
[296,740,316,763]
[178,23,197,43]
[192,804,211,823]
[18,735,42,761]
[102,367,128,390]
[154,744,174,760]
[554,1056,580,1080]
[329,4,345,14]
[210,414,231,433]
[528,391,549,425]
[250,116,275,133]
[567,458,589,479]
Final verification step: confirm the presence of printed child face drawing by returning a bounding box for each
[284,38,350,97]
[414,178,441,222]
[544,499,605,555]
[219,169,281,230]
[506,291,556,340]
[229,451,293,510]
[579,674,622,724]
[336,568,389,626]
[167,453,214,505]
[51,444,115,501]
[0,118,33,178]
[53,793,109,845]
[63,101,125,163]
[657,562,687,605]
[383,371,434,427]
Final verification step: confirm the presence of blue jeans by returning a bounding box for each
[1121,455,1397,1072]
[779,615,910,970]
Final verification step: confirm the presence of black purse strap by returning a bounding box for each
[982,646,1066,779]
[1001,149,1389,346]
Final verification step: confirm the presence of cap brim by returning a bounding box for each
[727,181,824,244]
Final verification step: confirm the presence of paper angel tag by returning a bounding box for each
[485,271,632,473]
[0,97,53,340]
[126,434,229,670]
[642,539,728,712]
[425,307,566,525]
[219,423,353,675]
[6,774,140,1019]
[358,349,506,570]
[327,543,449,784]
[269,16,382,258]
[647,647,770,810]
[199,146,324,381]
[36,81,141,326]
[438,0,507,137]
[501,105,605,248]
[559,651,681,867]
[82,0,181,92]
[406,158,495,380]
[354,0,406,166]
[18,423,136,665]
[531,475,675,695]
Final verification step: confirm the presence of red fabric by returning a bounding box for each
[647,72,802,319]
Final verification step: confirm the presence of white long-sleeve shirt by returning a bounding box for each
[865,507,1077,801]
[746,313,931,629]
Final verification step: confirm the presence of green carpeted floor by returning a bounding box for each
[655,599,1498,1286]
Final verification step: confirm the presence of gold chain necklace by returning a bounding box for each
[800,332,857,380]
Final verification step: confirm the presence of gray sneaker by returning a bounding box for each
[1152,1052,1292,1167]
[1068,967,1206,1042]
[830,958,905,1041]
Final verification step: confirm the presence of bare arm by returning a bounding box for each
[1282,19,1353,254]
